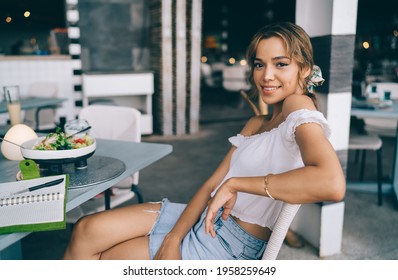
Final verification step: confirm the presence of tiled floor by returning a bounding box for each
[19,89,398,259]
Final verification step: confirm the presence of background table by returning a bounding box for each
[0,138,172,259]
[350,99,398,206]
[0,97,66,136]
[0,97,65,114]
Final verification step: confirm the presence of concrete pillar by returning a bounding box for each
[291,0,358,257]
[189,0,202,134]
[150,0,202,135]
[67,0,201,135]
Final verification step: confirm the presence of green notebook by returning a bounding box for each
[0,174,69,235]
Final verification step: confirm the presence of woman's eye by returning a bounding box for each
[276,62,288,67]
[253,62,263,68]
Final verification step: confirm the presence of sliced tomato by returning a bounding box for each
[73,138,86,144]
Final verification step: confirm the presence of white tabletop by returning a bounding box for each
[0,138,172,252]
[351,98,398,119]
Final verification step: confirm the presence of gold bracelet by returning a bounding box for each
[264,174,275,200]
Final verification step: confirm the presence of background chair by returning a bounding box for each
[221,65,252,109]
[362,118,397,137]
[349,82,394,200]
[66,104,143,223]
[348,131,383,205]
[24,82,59,132]
[222,65,251,93]
[200,63,221,88]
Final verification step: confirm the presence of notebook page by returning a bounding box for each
[0,196,64,227]
[0,175,65,227]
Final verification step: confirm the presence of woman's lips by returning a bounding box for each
[262,86,281,94]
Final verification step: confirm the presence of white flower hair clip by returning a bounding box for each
[307,65,325,93]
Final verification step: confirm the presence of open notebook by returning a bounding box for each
[0,174,68,234]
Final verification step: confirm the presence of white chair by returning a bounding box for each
[201,63,219,88]
[222,65,251,92]
[363,118,396,137]
[79,104,141,143]
[348,132,383,205]
[262,203,301,260]
[24,82,59,132]
[66,105,143,223]
[79,104,142,204]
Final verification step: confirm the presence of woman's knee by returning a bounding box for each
[71,214,99,242]
[65,214,103,259]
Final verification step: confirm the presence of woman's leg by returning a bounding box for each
[100,235,151,259]
[63,202,161,260]
[284,228,305,248]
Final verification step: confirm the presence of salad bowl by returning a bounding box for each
[20,136,96,167]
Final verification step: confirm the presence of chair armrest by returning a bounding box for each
[262,203,301,260]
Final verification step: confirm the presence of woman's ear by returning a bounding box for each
[302,66,311,79]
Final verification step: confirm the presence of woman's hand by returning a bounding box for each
[153,234,182,260]
[205,179,237,238]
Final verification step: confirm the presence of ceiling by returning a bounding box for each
[1,0,397,35]
[0,0,66,29]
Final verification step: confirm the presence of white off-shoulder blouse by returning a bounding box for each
[210,109,331,230]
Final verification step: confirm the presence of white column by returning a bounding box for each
[293,0,359,257]
[161,0,173,135]
[189,0,202,134]
[175,0,187,135]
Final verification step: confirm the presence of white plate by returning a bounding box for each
[20,136,96,160]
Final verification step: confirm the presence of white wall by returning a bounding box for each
[0,56,76,123]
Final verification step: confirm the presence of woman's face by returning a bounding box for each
[253,37,307,105]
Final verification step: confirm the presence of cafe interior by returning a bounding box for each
[0,0,397,260]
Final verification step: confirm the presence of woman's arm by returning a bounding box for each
[274,94,346,203]
[265,121,346,203]
[211,122,345,203]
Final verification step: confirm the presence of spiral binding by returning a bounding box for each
[0,192,62,207]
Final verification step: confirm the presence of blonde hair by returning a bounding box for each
[246,22,317,105]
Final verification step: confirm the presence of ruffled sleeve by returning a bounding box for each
[228,134,245,147]
[284,109,331,142]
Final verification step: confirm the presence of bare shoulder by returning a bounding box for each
[282,94,317,118]
[240,115,266,136]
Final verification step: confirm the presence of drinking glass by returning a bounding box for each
[64,119,90,137]
[3,85,21,126]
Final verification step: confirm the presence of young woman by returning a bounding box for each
[63,22,345,260]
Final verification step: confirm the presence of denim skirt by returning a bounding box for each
[148,198,266,260]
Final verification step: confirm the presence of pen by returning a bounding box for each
[12,178,65,196]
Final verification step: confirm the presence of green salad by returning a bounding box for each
[33,128,94,150]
